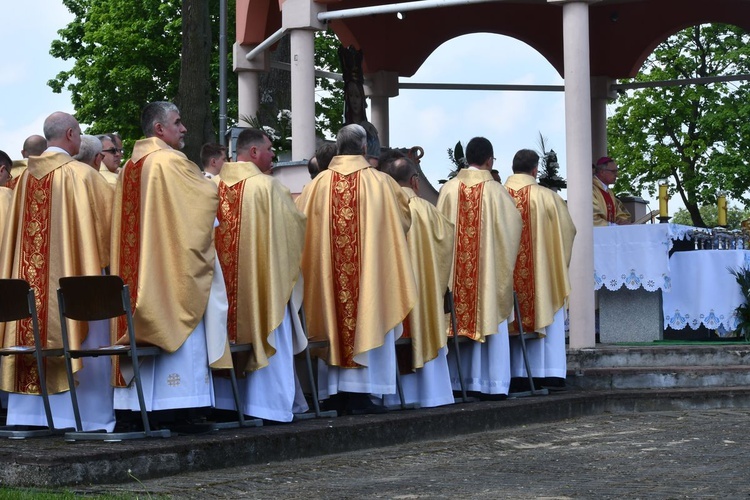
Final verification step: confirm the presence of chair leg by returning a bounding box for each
[228,367,246,427]
[511,292,548,398]
[63,353,84,432]
[304,347,322,417]
[447,291,470,403]
[35,357,55,430]
[296,305,336,419]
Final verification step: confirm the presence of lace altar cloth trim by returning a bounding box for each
[594,224,678,292]
[663,250,750,332]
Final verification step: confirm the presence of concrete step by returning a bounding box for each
[567,344,750,369]
[568,365,750,390]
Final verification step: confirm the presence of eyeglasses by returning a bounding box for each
[603,168,618,174]
[102,148,124,155]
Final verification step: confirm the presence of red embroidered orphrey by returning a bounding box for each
[216,181,244,343]
[597,185,617,223]
[113,157,145,386]
[507,185,537,333]
[329,171,361,367]
[452,181,483,339]
[15,172,54,393]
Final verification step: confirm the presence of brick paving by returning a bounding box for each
[75,408,750,498]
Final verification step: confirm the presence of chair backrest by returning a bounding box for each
[0,279,33,323]
[58,275,128,321]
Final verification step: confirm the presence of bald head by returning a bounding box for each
[22,135,47,157]
[42,112,82,156]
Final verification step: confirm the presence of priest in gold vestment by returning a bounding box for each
[296,124,418,414]
[111,102,230,417]
[0,186,11,235]
[437,137,522,396]
[0,112,114,431]
[5,135,47,191]
[379,150,455,408]
[505,149,576,389]
[593,156,630,226]
[213,128,309,422]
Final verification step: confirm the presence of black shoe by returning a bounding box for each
[478,393,507,402]
[321,393,347,416]
[344,393,388,415]
[541,377,567,392]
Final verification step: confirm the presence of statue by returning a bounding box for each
[339,44,381,161]
[339,45,368,125]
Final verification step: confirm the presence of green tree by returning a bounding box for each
[672,204,750,230]
[49,0,238,161]
[50,1,344,160]
[607,23,750,228]
[314,28,344,139]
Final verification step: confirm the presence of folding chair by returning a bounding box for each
[298,306,338,419]
[211,336,263,429]
[0,279,68,438]
[508,291,548,398]
[444,288,476,404]
[57,275,170,441]
[389,331,421,411]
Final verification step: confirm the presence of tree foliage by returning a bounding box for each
[50,1,345,160]
[671,204,750,230]
[314,29,344,139]
[51,0,183,150]
[607,23,750,228]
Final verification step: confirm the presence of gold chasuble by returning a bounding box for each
[296,155,417,368]
[437,169,522,342]
[110,138,218,364]
[0,152,113,394]
[0,187,12,237]
[6,160,27,190]
[592,177,630,226]
[216,161,306,372]
[505,173,576,334]
[401,187,454,370]
[98,167,119,187]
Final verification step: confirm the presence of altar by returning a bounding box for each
[593,224,747,343]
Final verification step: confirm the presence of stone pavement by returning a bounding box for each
[74,408,750,499]
[3,386,750,494]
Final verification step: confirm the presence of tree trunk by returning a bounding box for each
[686,200,706,228]
[176,0,214,165]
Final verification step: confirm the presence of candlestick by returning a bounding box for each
[658,182,668,218]
[718,194,727,227]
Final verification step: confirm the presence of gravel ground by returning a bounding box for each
[74,408,750,499]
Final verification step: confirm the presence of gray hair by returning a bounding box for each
[74,135,103,165]
[140,101,180,137]
[336,124,367,155]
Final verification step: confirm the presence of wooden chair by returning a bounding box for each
[57,275,170,441]
[0,279,68,438]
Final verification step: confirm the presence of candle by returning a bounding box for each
[718,194,727,226]
[658,183,668,218]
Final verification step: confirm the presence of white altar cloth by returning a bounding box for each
[594,225,672,292]
[594,223,695,292]
[662,250,750,332]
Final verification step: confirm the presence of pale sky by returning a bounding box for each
[1,2,667,213]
